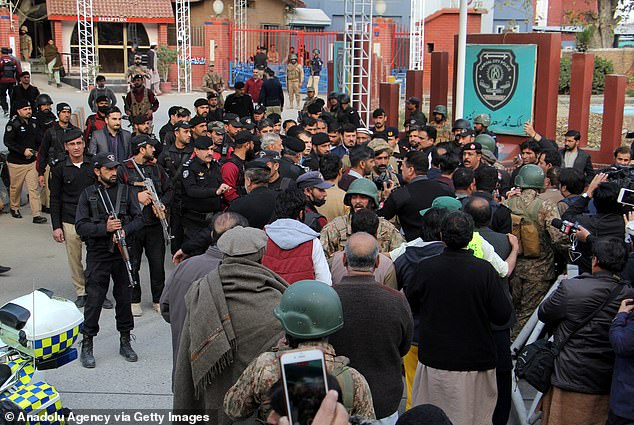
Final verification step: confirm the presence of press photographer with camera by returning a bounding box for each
[562,173,626,275]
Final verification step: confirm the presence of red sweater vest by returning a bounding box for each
[262,238,315,284]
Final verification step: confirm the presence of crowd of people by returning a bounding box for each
[1,65,634,425]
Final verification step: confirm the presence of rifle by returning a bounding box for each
[126,159,173,244]
[97,186,138,288]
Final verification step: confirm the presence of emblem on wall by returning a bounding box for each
[473,49,518,111]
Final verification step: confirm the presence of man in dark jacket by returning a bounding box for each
[223,81,254,119]
[379,151,454,241]
[10,71,38,116]
[563,177,624,275]
[329,232,413,423]
[405,211,511,425]
[259,68,284,115]
[473,165,512,234]
[560,129,595,184]
[227,160,277,229]
[539,237,634,425]
[0,46,21,116]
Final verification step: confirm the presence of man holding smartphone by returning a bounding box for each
[3,99,47,223]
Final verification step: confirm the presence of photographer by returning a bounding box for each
[563,174,625,275]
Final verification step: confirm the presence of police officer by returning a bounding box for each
[223,81,254,119]
[336,94,361,128]
[307,49,323,96]
[220,130,254,204]
[278,136,306,181]
[179,136,230,243]
[38,102,78,212]
[119,135,170,317]
[473,113,498,157]
[405,97,427,124]
[4,99,47,223]
[49,129,96,308]
[75,152,144,368]
[0,46,20,116]
[227,160,277,229]
[157,120,192,254]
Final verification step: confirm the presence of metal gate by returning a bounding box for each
[229,26,338,94]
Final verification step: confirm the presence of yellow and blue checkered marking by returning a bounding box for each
[2,382,64,424]
[6,358,35,386]
[32,326,80,360]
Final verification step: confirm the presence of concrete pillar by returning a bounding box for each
[380,82,400,128]
[406,69,424,105]
[327,61,334,94]
[568,53,594,147]
[429,52,449,119]
[601,75,627,156]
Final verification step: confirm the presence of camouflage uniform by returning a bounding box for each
[286,63,304,109]
[223,341,376,421]
[202,71,225,107]
[126,64,149,83]
[503,189,567,336]
[302,96,319,113]
[430,120,452,144]
[321,214,405,257]
[369,169,400,202]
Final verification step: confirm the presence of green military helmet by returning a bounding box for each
[274,280,344,339]
[290,54,298,61]
[474,134,496,154]
[433,105,448,117]
[514,164,545,189]
[344,178,379,208]
[473,113,491,127]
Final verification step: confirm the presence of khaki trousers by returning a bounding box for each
[307,75,320,95]
[287,80,300,108]
[41,165,50,208]
[265,106,281,115]
[8,161,41,216]
[62,222,86,296]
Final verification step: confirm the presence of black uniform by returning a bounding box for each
[336,106,361,128]
[179,156,224,243]
[157,143,193,254]
[158,121,174,145]
[207,107,223,123]
[119,160,170,304]
[49,155,96,231]
[223,93,254,119]
[409,110,427,125]
[278,156,306,181]
[227,186,277,229]
[4,115,38,165]
[0,54,19,114]
[75,182,143,337]
[268,175,296,194]
[38,122,78,176]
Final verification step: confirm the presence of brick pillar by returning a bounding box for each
[568,53,594,147]
[429,52,449,118]
[406,70,424,105]
[600,75,627,156]
[0,9,18,52]
[380,82,400,128]
[205,19,232,84]
[158,24,168,46]
[53,21,63,50]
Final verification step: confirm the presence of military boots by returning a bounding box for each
[119,333,138,362]
[80,335,95,368]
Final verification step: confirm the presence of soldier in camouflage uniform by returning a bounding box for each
[223,280,376,422]
[321,179,404,257]
[367,138,400,202]
[286,54,304,109]
[502,164,567,337]
[201,63,225,107]
[429,105,453,144]
[125,55,150,86]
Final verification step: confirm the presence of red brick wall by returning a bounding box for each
[547,0,597,27]
[0,9,19,55]
[53,21,63,50]
[373,18,395,71]
[422,10,482,92]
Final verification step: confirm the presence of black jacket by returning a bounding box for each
[379,176,454,241]
[406,248,512,371]
[11,84,39,114]
[336,106,361,128]
[278,156,305,181]
[227,186,277,229]
[157,143,194,181]
[38,122,78,174]
[179,156,224,216]
[539,272,634,394]
[4,115,38,164]
[259,77,284,108]
[472,190,513,234]
[223,92,254,118]
[562,196,625,274]
[118,160,171,226]
[560,148,595,184]
[49,155,96,229]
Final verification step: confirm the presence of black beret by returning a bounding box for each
[62,129,83,144]
[13,99,29,110]
[194,98,208,108]
[189,115,206,127]
[311,132,330,146]
[193,136,214,149]
[245,159,271,171]
[283,136,305,154]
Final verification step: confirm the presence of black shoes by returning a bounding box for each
[75,295,87,308]
[80,336,96,368]
[0,265,10,274]
[42,206,51,214]
[119,333,138,362]
[33,216,47,224]
[10,209,22,218]
[102,297,113,309]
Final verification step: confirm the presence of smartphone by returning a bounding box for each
[618,188,634,206]
[279,349,329,425]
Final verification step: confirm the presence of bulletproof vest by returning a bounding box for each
[287,64,301,80]
[85,184,130,225]
[49,126,69,162]
[0,56,16,79]
[123,162,161,189]
[227,155,247,196]
[130,89,151,118]
[303,208,324,233]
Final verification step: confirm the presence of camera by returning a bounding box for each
[600,165,634,190]
[551,218,580,236]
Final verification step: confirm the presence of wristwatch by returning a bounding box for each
[581,192,589,199]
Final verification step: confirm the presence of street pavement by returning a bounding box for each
[0,75,304,416]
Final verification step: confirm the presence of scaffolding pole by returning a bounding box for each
[76,0,97,91]
[175,0,192,92]
[233,0,247,63]
[343,0,373,127]
[409,0,425,71]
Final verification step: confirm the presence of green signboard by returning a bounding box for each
[464,44,537,136]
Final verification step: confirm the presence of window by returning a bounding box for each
[427,43,434,53]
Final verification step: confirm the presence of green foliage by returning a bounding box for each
[157,45,177,82]
[575,26,594,52]
[558,56,615,95]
